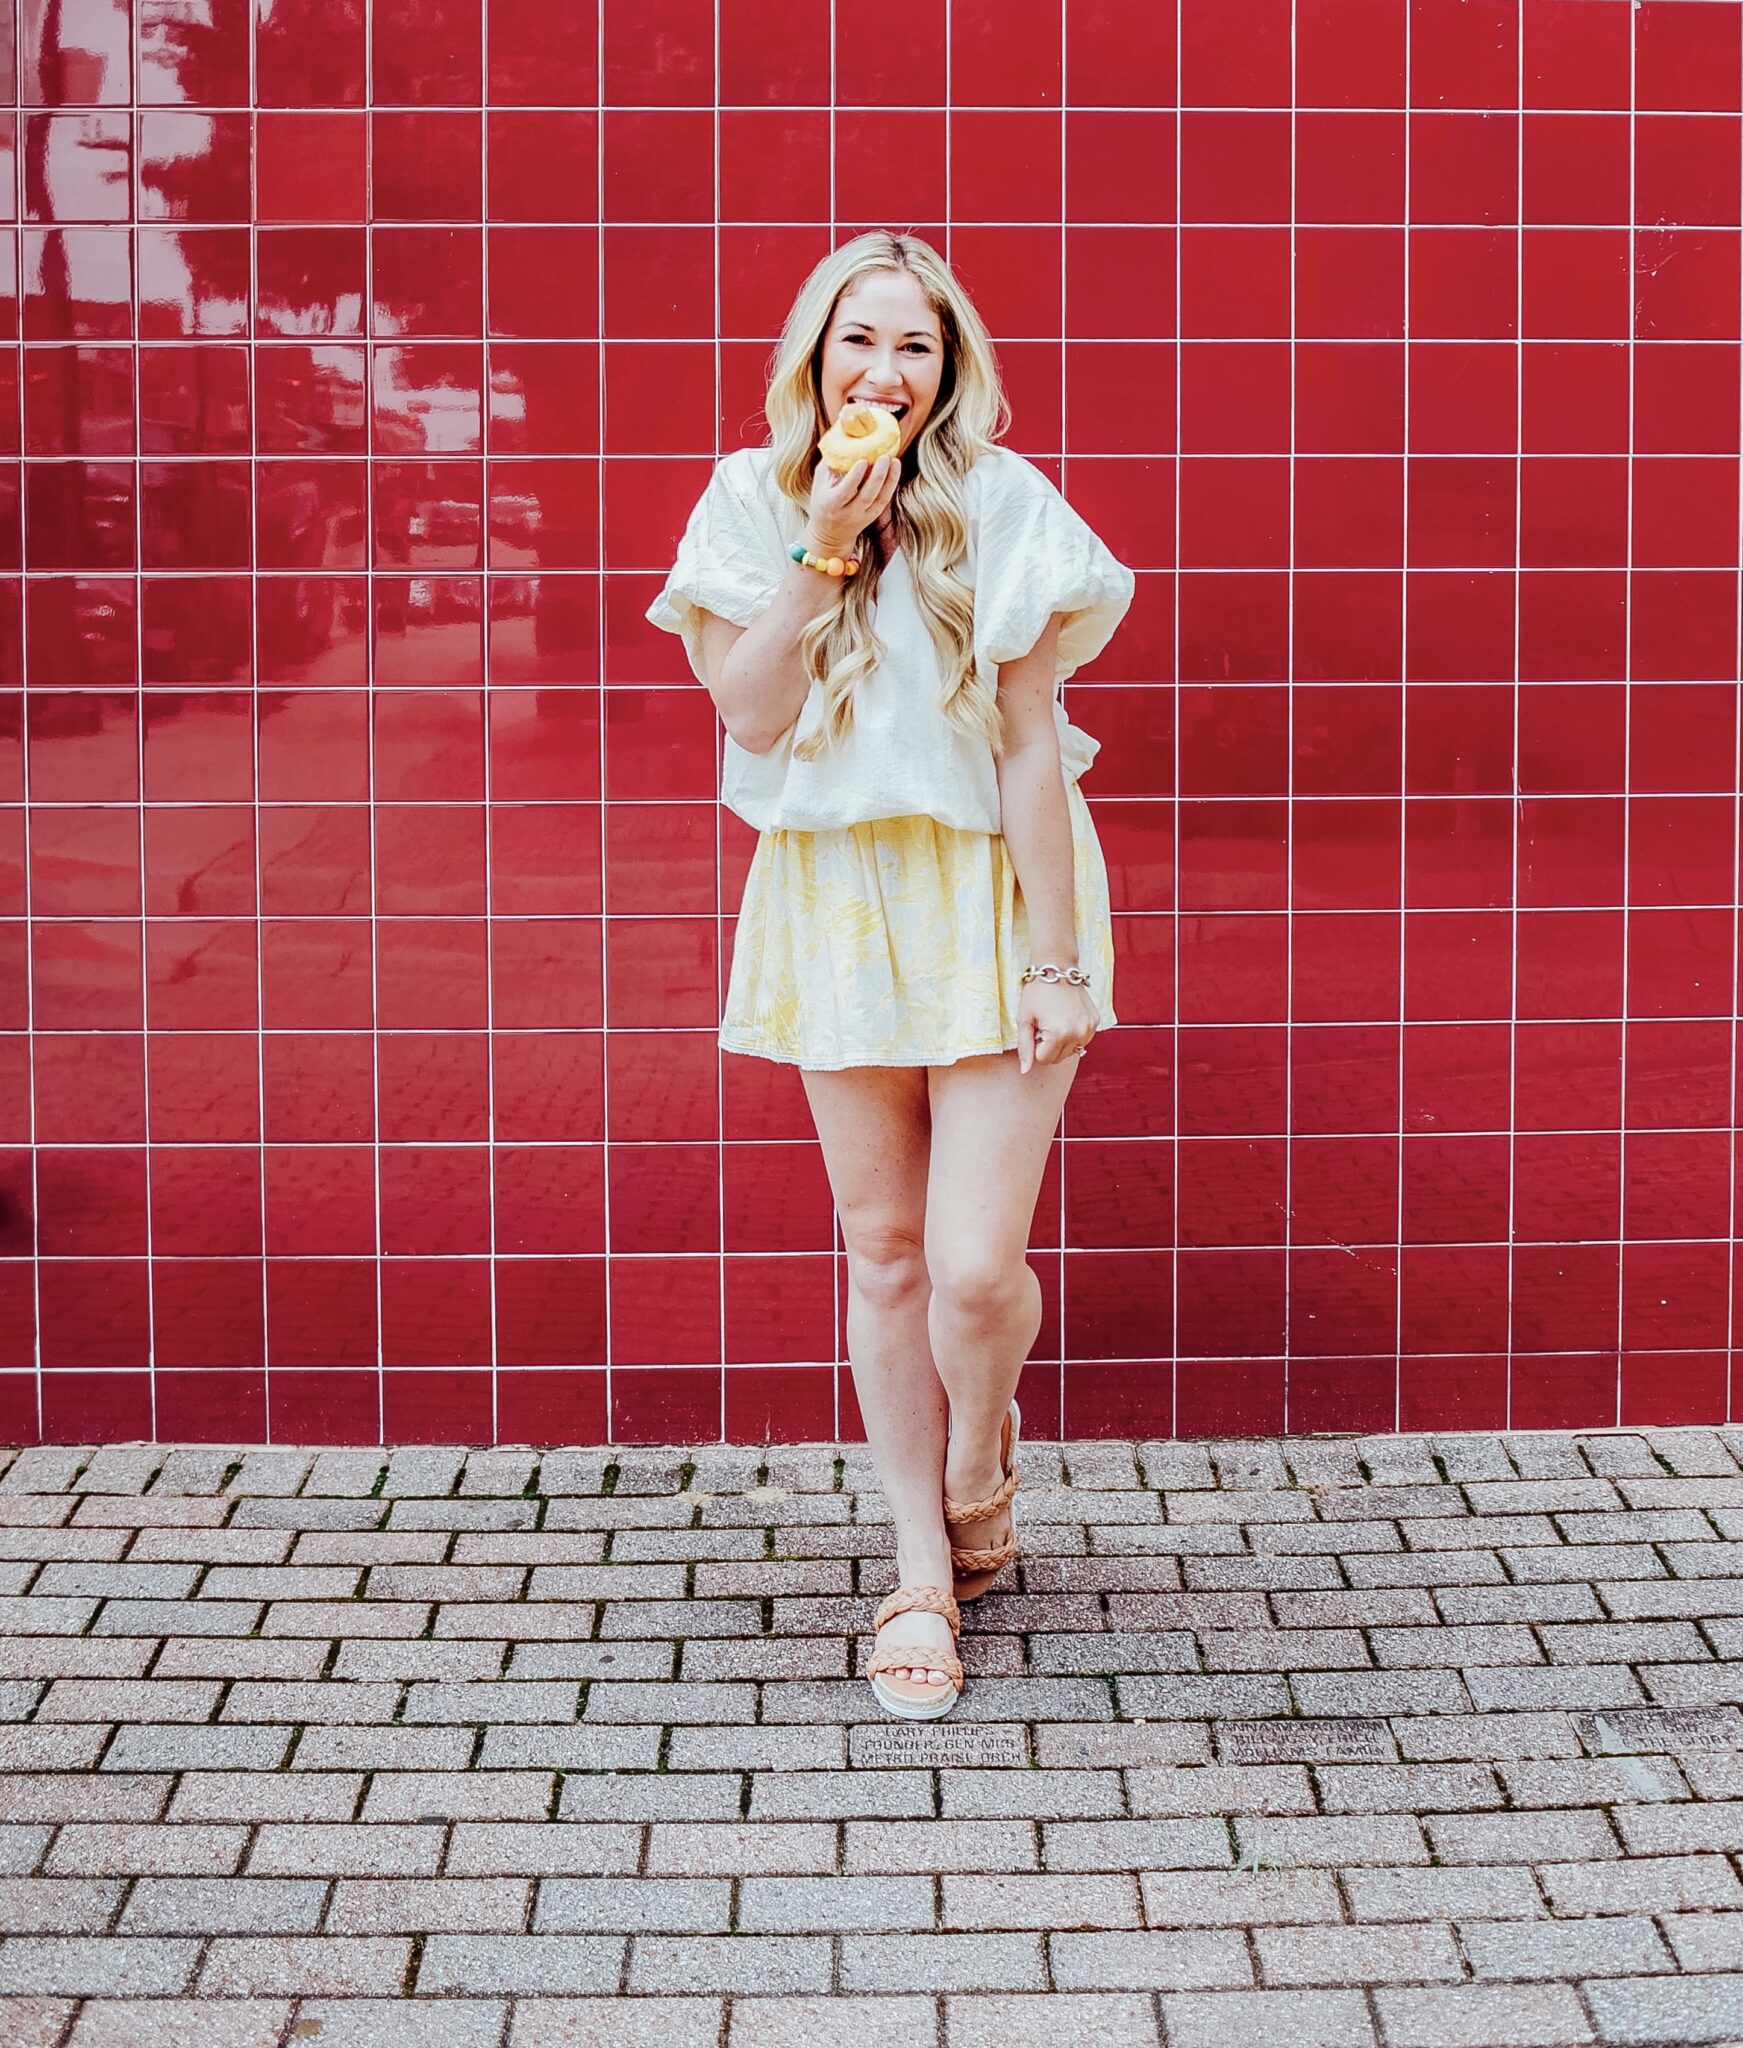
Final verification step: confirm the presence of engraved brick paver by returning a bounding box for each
[8,1427,1743,2033]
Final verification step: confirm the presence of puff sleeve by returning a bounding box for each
[645,448,788,686]
[971,450,1135,687]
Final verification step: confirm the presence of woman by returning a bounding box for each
[648,231,1134,1719]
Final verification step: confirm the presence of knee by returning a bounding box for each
[844,1222,929,1311]
[928,1247,1031,1326]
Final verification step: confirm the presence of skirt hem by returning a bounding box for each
[719,1016,1119,1072]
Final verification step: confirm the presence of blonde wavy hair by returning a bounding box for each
[764,232,1012,764]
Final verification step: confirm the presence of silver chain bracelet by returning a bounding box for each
[1019,962,1093,988]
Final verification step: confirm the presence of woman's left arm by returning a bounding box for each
[996,609,1099,1072]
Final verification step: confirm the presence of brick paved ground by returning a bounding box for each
[6,1433,1743,2044]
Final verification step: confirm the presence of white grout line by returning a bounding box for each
[1284,0,1298,1434]
[364,0,384,1450]
[1615,6,1636,1428]
[1170,0,1182,1442]
[481,0,498,1447]
[710,0,724,1442]
[1504,0,1521,1436]
[597,0,612,1440]
[130,2,155,1444]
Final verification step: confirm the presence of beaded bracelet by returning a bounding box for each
[1020,962,1092,989]
[789,541,861,578]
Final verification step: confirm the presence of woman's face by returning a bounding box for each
[817,268,946,458]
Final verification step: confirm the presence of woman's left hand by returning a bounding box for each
[1017,978,1099,1074]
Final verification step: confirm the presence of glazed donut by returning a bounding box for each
[818,400,902,474]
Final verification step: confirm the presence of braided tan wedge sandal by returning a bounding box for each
[865,1583,964,1720]
[943,1397,1021,1603]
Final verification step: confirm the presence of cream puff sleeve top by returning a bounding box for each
[645,442,1135,835]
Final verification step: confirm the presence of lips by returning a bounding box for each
[849,398,907,419]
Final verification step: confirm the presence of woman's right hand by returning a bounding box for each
[806,451,900,556]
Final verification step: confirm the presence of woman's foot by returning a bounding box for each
[876,1556,957,1687]
[943,1402,1020,1599]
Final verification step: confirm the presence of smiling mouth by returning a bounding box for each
[849,399,908,419]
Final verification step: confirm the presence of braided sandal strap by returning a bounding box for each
[867,1642,964,1686]
[943,1460,1019,1525]
[873,1582,962,1636]
[949,1531,1017,1575]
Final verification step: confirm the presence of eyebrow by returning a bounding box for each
[838,322,937,339]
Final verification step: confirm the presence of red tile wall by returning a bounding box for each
[2,0,1740,1446]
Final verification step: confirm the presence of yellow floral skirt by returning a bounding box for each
[720,773,1119,1071]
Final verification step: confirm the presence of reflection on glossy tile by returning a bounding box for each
[257,459,367,569]
[138,0,252,107]
[372,226,482,337]
[23,224,131,337]
[487,459,597,570]
[24,344,133,452]
[137,111,251,222]
[23,0,133,108]
[138,342,249,452]
[140,689,256,804]
[27,577,136,688]
[372,343,483,454]
[372,575,483,686]
[256,226,365,335]
[373,461,483,570]
[257,344,369,454]
[487,343,599,455]
[141,574,252,683]
[257,577,369,685]
[22,111,130,222]
[255,0,367,109]
[139,458,251,568]
[137,224,248,336]
[487,575,598,685]
[26,461,134,570]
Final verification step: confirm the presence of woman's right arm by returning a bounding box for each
[701,452,901,756]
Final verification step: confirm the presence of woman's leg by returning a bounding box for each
[800,1062,955,1687]
[924,1048,1082,1557]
